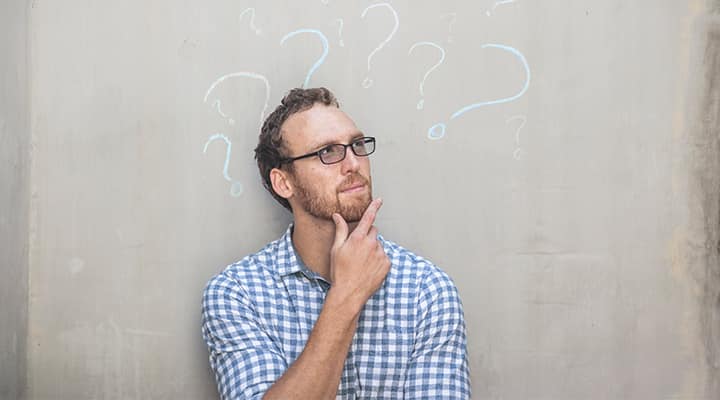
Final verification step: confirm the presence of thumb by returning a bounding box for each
[332,213,348,248]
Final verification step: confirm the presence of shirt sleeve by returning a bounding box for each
[201,272,287,400]
[404,266,472,399]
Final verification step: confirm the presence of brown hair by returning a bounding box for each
[254,87,340,211]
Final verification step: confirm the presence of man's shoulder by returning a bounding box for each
[379,236,455,285]
[380,236,430,266]
[203,235,285,295]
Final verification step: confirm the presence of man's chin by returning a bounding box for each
[342,214,363,224]
[338,197,373,223]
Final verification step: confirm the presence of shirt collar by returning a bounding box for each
[274,223,317,280]
[273,223,388,282]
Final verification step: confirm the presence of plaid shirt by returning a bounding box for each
[202,225,470,399]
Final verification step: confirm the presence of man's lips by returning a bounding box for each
[340,183,366,193]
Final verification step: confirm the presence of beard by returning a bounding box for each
[292,172,372,223]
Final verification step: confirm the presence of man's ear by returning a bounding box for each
[270,168,294,200]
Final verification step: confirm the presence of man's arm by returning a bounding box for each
[259,288,359,399]
[404,268,471,399]
[202,274,288,399]
[203,199,390,400]
[263,198,390,399]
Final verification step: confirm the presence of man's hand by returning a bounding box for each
[261,198,390,400]
[329,198,391,315]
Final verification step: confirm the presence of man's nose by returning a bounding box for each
[340,148,361,173]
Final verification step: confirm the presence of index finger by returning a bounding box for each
[352,198,383,238]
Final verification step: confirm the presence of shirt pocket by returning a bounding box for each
[357,324,413,399]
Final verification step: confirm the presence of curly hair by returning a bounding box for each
[254,87,340,211]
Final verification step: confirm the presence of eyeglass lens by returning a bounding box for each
[320,137,375,164]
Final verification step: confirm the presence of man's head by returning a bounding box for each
[254,88,373,222]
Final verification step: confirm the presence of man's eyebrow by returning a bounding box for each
[307,131,365,151]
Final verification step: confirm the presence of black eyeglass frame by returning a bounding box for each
[278,136,376,166]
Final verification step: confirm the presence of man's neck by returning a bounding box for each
[291,213,356,282]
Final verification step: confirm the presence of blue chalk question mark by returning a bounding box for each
[203,71,271,196]
[280,29,329,89]
[427,43,530,140]
[204,71,270,130]
[408,41,446,110]
[203,134,243,197]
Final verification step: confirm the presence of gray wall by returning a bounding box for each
[7,0,720,399]
[0,0,29,399]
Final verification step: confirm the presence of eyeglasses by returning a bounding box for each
[279,136,376,166]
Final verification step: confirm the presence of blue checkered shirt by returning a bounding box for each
[202,225,470,399]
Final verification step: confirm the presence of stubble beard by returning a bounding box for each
[293,173,373,223]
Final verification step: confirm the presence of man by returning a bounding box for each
[202,87,470,399]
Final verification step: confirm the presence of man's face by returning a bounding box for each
[281,104,373,223]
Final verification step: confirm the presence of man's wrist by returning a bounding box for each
[324,287,364,325]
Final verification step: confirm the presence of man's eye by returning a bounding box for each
[318,146,333,156]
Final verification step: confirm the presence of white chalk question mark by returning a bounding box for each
[486,0,516,16]
[211,99,235,125]
[408,41,446,110]
[506,115,527,160]
[332,18,345,47]
[440,13,457,43]
[427,43,530,140]
[280,29,329,88]
[203,134,243,197]
[360,2,399,88]
[239,8,261,35]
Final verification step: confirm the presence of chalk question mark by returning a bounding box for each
[486,0,516,16]
[204,71,270,130]
[203,72,271,196]
[360,2,399,88]
[203,134,243,197]
[211,99,235,125]
[440,13,457,43]
[332,18,345,47]
[239,8,261,35]
[506,115,527,160]
[408,42,445,110]
[280,29,329,88]
[427,43,530,140]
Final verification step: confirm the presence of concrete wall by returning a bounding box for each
[0,0,29,399]
[10,0,720,399]
[685,6,720,396]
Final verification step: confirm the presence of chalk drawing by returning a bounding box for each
[408,41,446,110]
[211,99,235,125]
[203,72,270,196]
[203,134,244,197]
[333,18,345,47]
[440,13,457,43]
[280,29,329,89]
[506,114,527,160]
[360,2,399,88]
[486,0,516,16]
[204,71,270,130]
[427,43,530,140]
[239,8,261,35]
